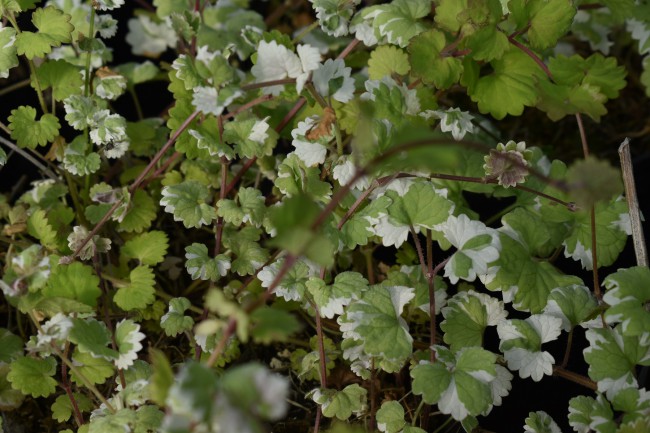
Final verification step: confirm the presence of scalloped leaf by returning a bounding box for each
[121,231,169,266]
[338,285,414,367]
[411,346,498,421]
[43,262,101,307]
[584,325,650,398]
[310,384,367,420]
[497,314,562,382]
[160,180,217,228]
[15,6,74,59]
[160,297,194,337]
[7,356,57,398]
[8,106,60,149]
[114,266,156,311]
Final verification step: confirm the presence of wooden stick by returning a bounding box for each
[618,138,648,267]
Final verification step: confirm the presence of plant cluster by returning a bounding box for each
[0,0,649,432]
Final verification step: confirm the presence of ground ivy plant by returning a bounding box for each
[0,0,649,432]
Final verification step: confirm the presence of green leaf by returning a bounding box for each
[371,0,431,47]
[69,318,118,360]
[310,384,368,420]
[121,231,169,266]
[566,156,623,209]
[250,306,301,344]
[231,240,269,276]
[408,29,463,89]
[468,48,546,119]
[149,348,174,406]
[184,242,231,281]
[368,45,411,80]
[411,346,497,420]
[464,26,509,62]
[114,266,156,311]
[62,136,101,176]
[43,262,101,307]
[603,266,650,337]
[160,297,194,337]
[543,284,598,331]
[0,329,23,363]
[216,187,266,227]
[15,6,74,59]
[523,411,562,433]
[275,154,332,201]
[27,209,58,250]
[0,25,18,79]
[188,120,235,159]
[537,54,626,121]
[160,180,217,228]
[485,232,582,312]
[258,258,313,302]
[88,409,137,433]
[339,285,414,366]
[223,115,278,159]
[0,363,25,410]
[611,388,650,425]
[7,356,57,398]
[387,180,454,229]
[527,0,576,50]
[434,0,466,32]
[51,393,93,422]
[568,394,616,433]
[563,198,629,270]
[376,400,406,433]
[118,190,157,233]
[33,59,83,101]
[70,349,114,385]
[8,106,60,149]
[441,291,507,352]
[584,325,650,398]
[268,194,336,267]
[308,272,369,318]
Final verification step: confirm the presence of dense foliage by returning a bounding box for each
[1,0,649,432]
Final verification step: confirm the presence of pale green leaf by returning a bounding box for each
[411,346,498,420]
[584,325,650,398]
[160,297,194,337]
[114,266,156,311]
[603,266,650,336]
[160,181,217,228]
[7,356,57,398]
[8,106,60,149]
[568,394,616,433]
[121,231,169,266]
[310,384,367,420]
[51,393,93,422]
[15,6,74,59]
[184,242,231,281]
[338,285,414,366]
[371,0,431,47]
[43,262,101,307]
[368,45,411,80]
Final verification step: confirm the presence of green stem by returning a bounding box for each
[63,171,88,226]
[84,6,96,97]
[411,400,426,426]
[292,21,320,44]
[130,88,144,120]
[6,12,48,114]
[485,202,518,226]
[28,312,115,413]
[432,416,454,433]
